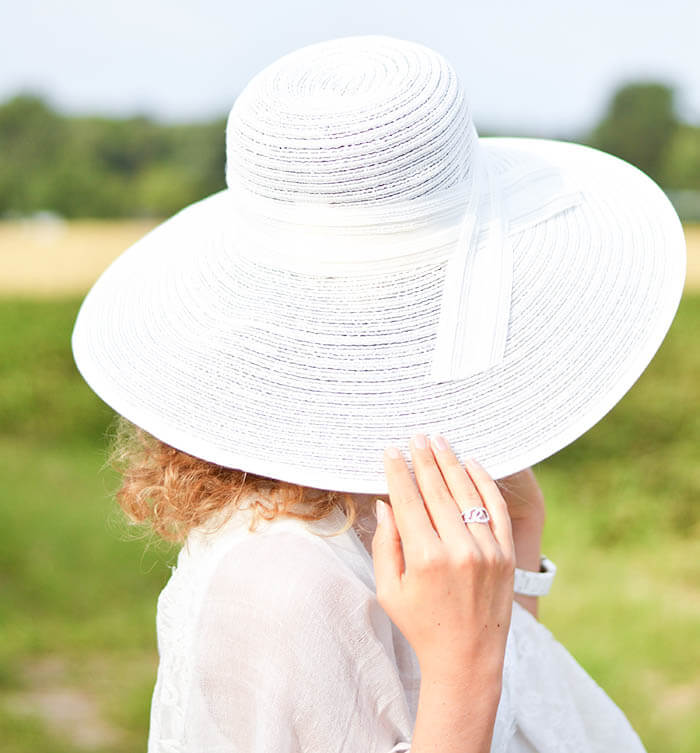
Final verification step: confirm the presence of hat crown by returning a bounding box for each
[225,36,477,205]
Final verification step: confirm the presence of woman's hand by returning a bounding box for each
[496,467,546,528]
[496,467,546,618]
[371,434,515,681]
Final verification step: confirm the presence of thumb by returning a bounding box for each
[372,500,404,594]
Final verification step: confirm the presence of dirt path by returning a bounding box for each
[1,218,699,296]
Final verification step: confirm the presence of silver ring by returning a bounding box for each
[461,506,490,524]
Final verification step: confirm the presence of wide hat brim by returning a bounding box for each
[71,136,686,494]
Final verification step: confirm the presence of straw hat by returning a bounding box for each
[71,35,686,494]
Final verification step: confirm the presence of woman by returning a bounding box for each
[72,35,685,752]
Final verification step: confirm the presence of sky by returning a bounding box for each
[3,0,699,137]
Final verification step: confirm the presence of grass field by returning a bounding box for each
[0,253,698,750]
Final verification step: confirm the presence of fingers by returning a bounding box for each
[382,447,439,563]
[408,434,473,550]
[427,435,503,557]
[371,500,404,595]
[462,456,515,563]
[379,438,514,575]
[423,435,514,562]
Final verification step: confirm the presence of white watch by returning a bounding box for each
[513,555,556,596]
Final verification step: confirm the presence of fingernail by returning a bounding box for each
[385,446,401,459]
[375,499,385,523]
[431,434,448,451]
[411,434,427,449]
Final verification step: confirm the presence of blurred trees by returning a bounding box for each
[662,124,700,189]
[1,84,699,219]
[588,82,677,183]
[586,82,700,219]
[0,94,226,218]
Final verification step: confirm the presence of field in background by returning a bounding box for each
[0,225,699,752]
[685,224,700,287]
[0,220,699,295]
[0,219,158,297]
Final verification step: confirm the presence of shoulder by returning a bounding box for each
[201,523,374,632]
[190,521,414,751]
[195,522,396,689]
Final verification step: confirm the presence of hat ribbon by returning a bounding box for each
[430,150,583,382]
[226,147,583,382]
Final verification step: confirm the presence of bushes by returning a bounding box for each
[0,95,226,218]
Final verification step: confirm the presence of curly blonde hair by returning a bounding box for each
[107,415,363,543]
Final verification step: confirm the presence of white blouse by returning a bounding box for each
[147,500,646,752]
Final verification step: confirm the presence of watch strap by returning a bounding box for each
[513,555,556,596]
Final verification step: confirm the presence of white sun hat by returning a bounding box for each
[71,35,686,495]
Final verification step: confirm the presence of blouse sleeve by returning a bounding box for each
[192,528,414,753]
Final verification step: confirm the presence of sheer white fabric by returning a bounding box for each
[147,502,646,752]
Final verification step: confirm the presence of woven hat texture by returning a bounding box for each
[71,35,686,494]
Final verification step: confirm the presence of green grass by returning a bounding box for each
[0,298,176,751]
[0,295,698,752]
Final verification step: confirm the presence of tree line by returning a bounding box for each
[1,81,699,219]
